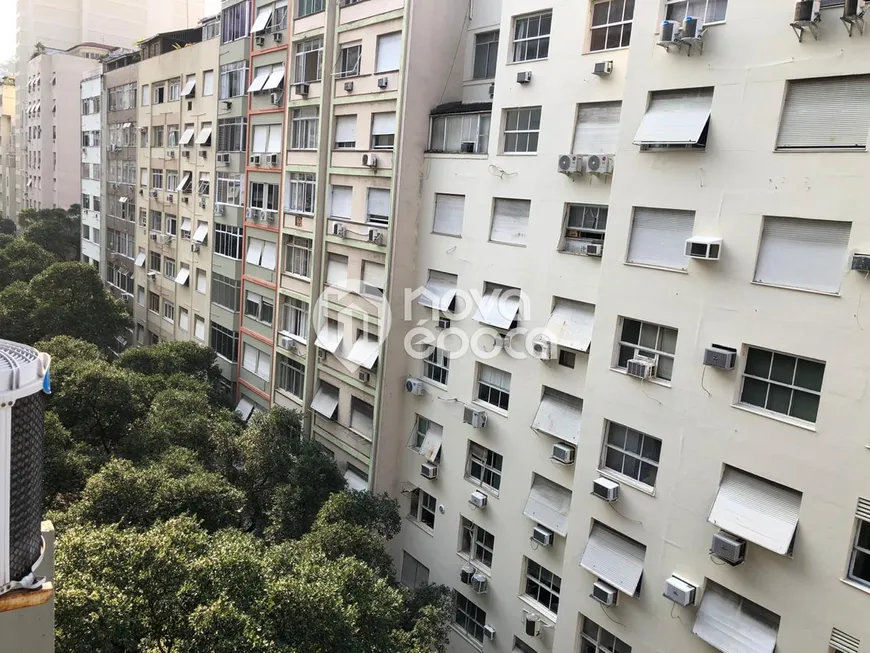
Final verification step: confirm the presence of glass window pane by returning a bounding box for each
[745,348,772,378]
[639,462,658,486]
[618,345,634,367]
[592,2,609,26]
[741,377,768,407]
[657,355,674,380]
[766,383,791,414]
[789,390,819,422]
[621,455,639,479]
[624,0,636,19]
[642,436,661,461]
[858,521,870,549]
[624,429,642,454]
[852,549,870,583]
[608,423,627,448]
[770,353,797,385]
[622,319,641,344]
[605,25,621,49]
[590,27,607,50]
[529,109,541,130]
[660,327,678,354]
[609,0,625,23]
[794,359,824,392]
[638,323,658,349]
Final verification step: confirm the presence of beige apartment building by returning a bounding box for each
[132,20,220,349]
[0,77,15,221]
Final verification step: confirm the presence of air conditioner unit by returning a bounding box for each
[223,100,232,110]
[557,154,583,175]
[147,270,157,279]
[249,208,263,221]
[852,252,870,271]
[421,462,438,480]
[460,141,476,153]
[704,345,736,370]
[255,35,265,46]
[377,77,389,89]
[358,370,370,384]
[592,477,620,503]
[532,525,553,547]
[626,356,655,379]
[463,407,487,428]
[190,243,200,253]
[460,563,475,584]
[270,92,282,106]
[794,0,820,22]
[367,228,383,244]
[469,490,488,509]
[344,81,354,92]
[167,149,175,158]
[664,576,697,607]
[681,15,703,39]
[685,236,722,260]
[199,150,207,158]
[660,19,681,43]
[273,32,283,42]
[150,233,158,241]
[581,242,603,257]
[249,154,261,166]
[470,573,488,594]
[295,83,310,96]
[215,204,226,216]
[516,71,532,84]
[582,154,615,175]
[156,234,171,245]
[279,336,297,352]
[405,377,425,395]
[483,625,496,641]
[317,348,327,361]
[591,580,618,606]
[165,193,174,203]
[182,150,190,158]
[711,531,746,565]
[593,60,613,76]
[523,613,541,638]
[266,153,279,166]
[362,153,377,168]
[332,222,346,237]
[183,197,190,203]
[149,189,158,199]
[217,153,230,165]
[488,83,495,99]
[265,213,275,224]
[551,442,575,465]
[199,197,207,208]
[531,336,555,360]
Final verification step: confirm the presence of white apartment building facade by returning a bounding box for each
[80,68,102,266]
[0,78,15,221]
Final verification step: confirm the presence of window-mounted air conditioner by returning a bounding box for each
[420,462,438,480]
[295,83,310,96]
[592,477,619,503]
[523,612,541,638]
[249,154,261,166]
[557,154,583,175]
[405,377,424,395]
[469,490,488,509]
[165,193,174,203]
[460,563,475,584]
[255,35,266,46]
[182,150,190,158]
[581,242,603,257]
[593,60,613,76]
[190,243,200,253]
[377,77,389,89]
[367,228,383,244]
[332,222,346,237]
[685,236,722,260]
[664,576,697,607]
[470,573,488,594]
[199,150,207,158]
[581,153,614,176]
[516,71,532,84]
[317,348,327,361]
[483,625,496,641]
[551,442,575,465]
[279,336,297,352]
[591,580,618,606]
[217,153,230,165]
[711,531,746,565]
[167,149,175,158]
[852,253,870,271]
[463,407,487,428]
[532,525,553,547]
[273,32,283,43]
[358,370,370,383]
[703,345,736,370]
[149,189,158,198]
[270,92,282,106]
[626,356,655,379]
[531,336,555,360]
[266,153,279,166]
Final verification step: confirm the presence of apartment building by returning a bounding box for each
[0,77,15,221]
[383,0,870,652]
[80,66,102,267]
[132,19,220,349]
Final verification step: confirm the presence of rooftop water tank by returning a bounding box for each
[0,340,50,597]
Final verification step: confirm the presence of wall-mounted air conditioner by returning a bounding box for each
[557,154,583,175]
[592,477,619,503]
[664,576,697,606]
[703,345,736,370]
[469,490,488,509]
[532,525,553,547]
[420,462,438,480]
[591,580,618,606]
[685,236,722,260]
[626,356,655,379]
[711,531,746,565]
[405,377,424,395]
[463,407,487,428]
[551,443,575,465]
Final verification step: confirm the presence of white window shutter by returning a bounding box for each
[335,115,356,143]
[363,261,386,289]
[372,112,396,135]
[243,344,257,372]
[777,75,870,149]
[252,125,268,153]
[194,316,205,340]
[490,198,530,245]
[256,351,271,379]
[203,70,214,96]
[628,207,695,270]
[376,32,402,72]
[196,270,207,293]
[754,217,850,293]
[246,238,264,265]
[330,186,352,218]
[573,101,621,153]
[367,188,391,217]
[327,255,348,285]
[267,125,282,153]
[261,241,277,270]
[633,88,713,146]
[433,194,464,236]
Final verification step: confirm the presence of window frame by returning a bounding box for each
[600,421,662,491]
[285,172,316,214]
[280,295,309,340]
[561,203,608,252]
[523,557,562,616]
[615,317,678,382]
[465,442,503,495]
[277,354,305,398]
[738,346,825,425]
[242,342,272,380]
[422,346,450,386]
[338,42,362,78]
[244,290,275,325]
[284,235,312,278]
[290,106,319,150]
[454,592,487,644]
[512,11,552,62]
[472,30,499,80]
[848,518,870,587]
[665,0,728,24]
[579,616,632,653]
[503,106,542,154]
[409,488,437,529]
[588,0,635,53]
[475,363,511,411]
[460,517,495,568]
[294,36,324,84]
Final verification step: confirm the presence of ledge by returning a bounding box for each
[0,583,54,614]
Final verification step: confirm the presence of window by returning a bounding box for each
[326,254,349,287]
[153,83,166,104]
[285,172,316,213]
[150,211,163,232]
[149,251,162,272]
[616,318,678,382]
[579,616,632,653]
[777,75,870,150]
[666,0,727,22]
[429,112,490,154]
[194,316,206,341]
[203,70,215,96]
[602,421,661,488]
[466,442,503,493]
[740,347,824,423]
[513,11,551,61]
[627,207,695,270]
[168,78,181,101]
[215,224,243,259]
[412,415,437,450]
[215,173,243,207]
[297,0,324,17]
[280,296,309,339]
[476,364,511,410]
[339,43,361,78]
[574,101,621,153]
[151,168,164,189]
[423,347,449,385]
[503,107,541,153]
[291,107,318,149]
[473,31,499,79]
[243,343,271,380]
[197,172,210,198]
[219,61,248,99]
[334,115,357,148]
[634,88,712,150]
[211,272,241,312]
[562,204,607,252]
[460,517,494,567]
[362,261,385,296]
[274,0,289,29]
[148,292,160,313]
[211,323,239,361]
[81,194,91,211]
[589,0,634,52]
[513,638,538,653]
[294,37,324,83]
[246,237,278,270]
[350,397,374,437]
[524,558,561,614]
[163,300,175,323]
[401,552,429,588]
[490,198,530,246]
[245,290,274,325]
[376,32,402,72]
[371,112,396,149]
[284,236,312,277]
[367,188,391,225]
[167,125,179,147]
[409,488,436,529]
[433,194,464,236]
[849,507,870,586]
[754,217,850,294]
[164,257,176,279]
[252,124,283,153]
[222,2,250,43]
[276,355,305,398]
[454,593,486,644]
[152,126,164,147]
[196,269,207,294]
[249,182,280,213]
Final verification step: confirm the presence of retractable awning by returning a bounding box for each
[195,127,212,145]
[531,389,583,445]
[708,467,802,555]
[179,127,195,145]
[176,171,192,192]
[347,336,379,370]
[134,252,146,267]
[544,298,595,352]
[251,6,272,32]
[417,272,457,311]
[474,288,521,330]
[419,421,443,463]
[247,69,271,94]
[180,217,192,232]
[193,223,209,244]
[181,78,196,97]
[235,398,255,421]
[633,89,713,147]
[262,67,285,91]
[692,581,780,653]
[311,387,339,419]
[579,522,646,596]
[523,475,571,537]
[119,196,129,203]
[315,323,343,354]
[174,268,190,286]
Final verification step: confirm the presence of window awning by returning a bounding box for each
[235,398,255,421]
[347,336,379,370]
[175,268,190,286]
[181,78,196,97]
[176,171,192,192]
[523,475,571,537]
[134,251,146,267]
[544,298,595,352]
[196,127,212,145]
[417,272,457,312]
[251,6,272,33]
[262,67,285,91]
[119,196,129,203]
[579,523,646,596]
[247,69,270,94]
[473,288,521,330]
[708,467,802,555]
[180,217,192,232]
[344,469,368,492]
[692,581,780,653]
[311,387,339,419]
[633,89,713,147]
[419,421,443,463]
[193,223,209,244]
[122,122,131,129]
[531,389,583,445]
[315,323,343,354]
[179,127,195,145]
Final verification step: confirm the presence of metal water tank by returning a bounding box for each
[0,340,50,597]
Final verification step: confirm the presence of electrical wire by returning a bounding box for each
[488,164,518,179]
[856,270,869,330]
[437,11,470,106]
[608,501,642,525]
[670,602,685,624]
[709,554,727,566]
[598,602,624,627]
[700,365,711,397]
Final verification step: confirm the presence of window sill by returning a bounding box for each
[431,230,462,238]
[471,399,509,418]
[278,330,307,346]
[731,403,817,432]
[456,551,492,576]
[424,152,488,159]
[518,595,557,625]
[597,468,656,498]
[840,578,870,596]
[775,147,867,154]
[750,280,840,298]
[585,45,629,55]
[421,377,448,392]
[623,261,688,275]
[405,516,435,537]
[507,57,549,65]
[609,367,672,388]
[375,68,400,75]
[282,272,312,283]
[500,151,538,156]
[488,239,526,248]
[449,626,483,652]
[464,477,499,499]
[276,388,303,405]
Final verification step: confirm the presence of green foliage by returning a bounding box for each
[0,217,16,234]
[314,490,402,540]
[116,340,221,383]
[19,207,80,260]
[43,412,99,510]
[35,335,105,363]
[0,239,57,286]
[0,281,35,343]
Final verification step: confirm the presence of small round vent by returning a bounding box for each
[586,155,603,172]
[557,155,573,171]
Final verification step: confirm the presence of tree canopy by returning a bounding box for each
[17,207,80,261]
